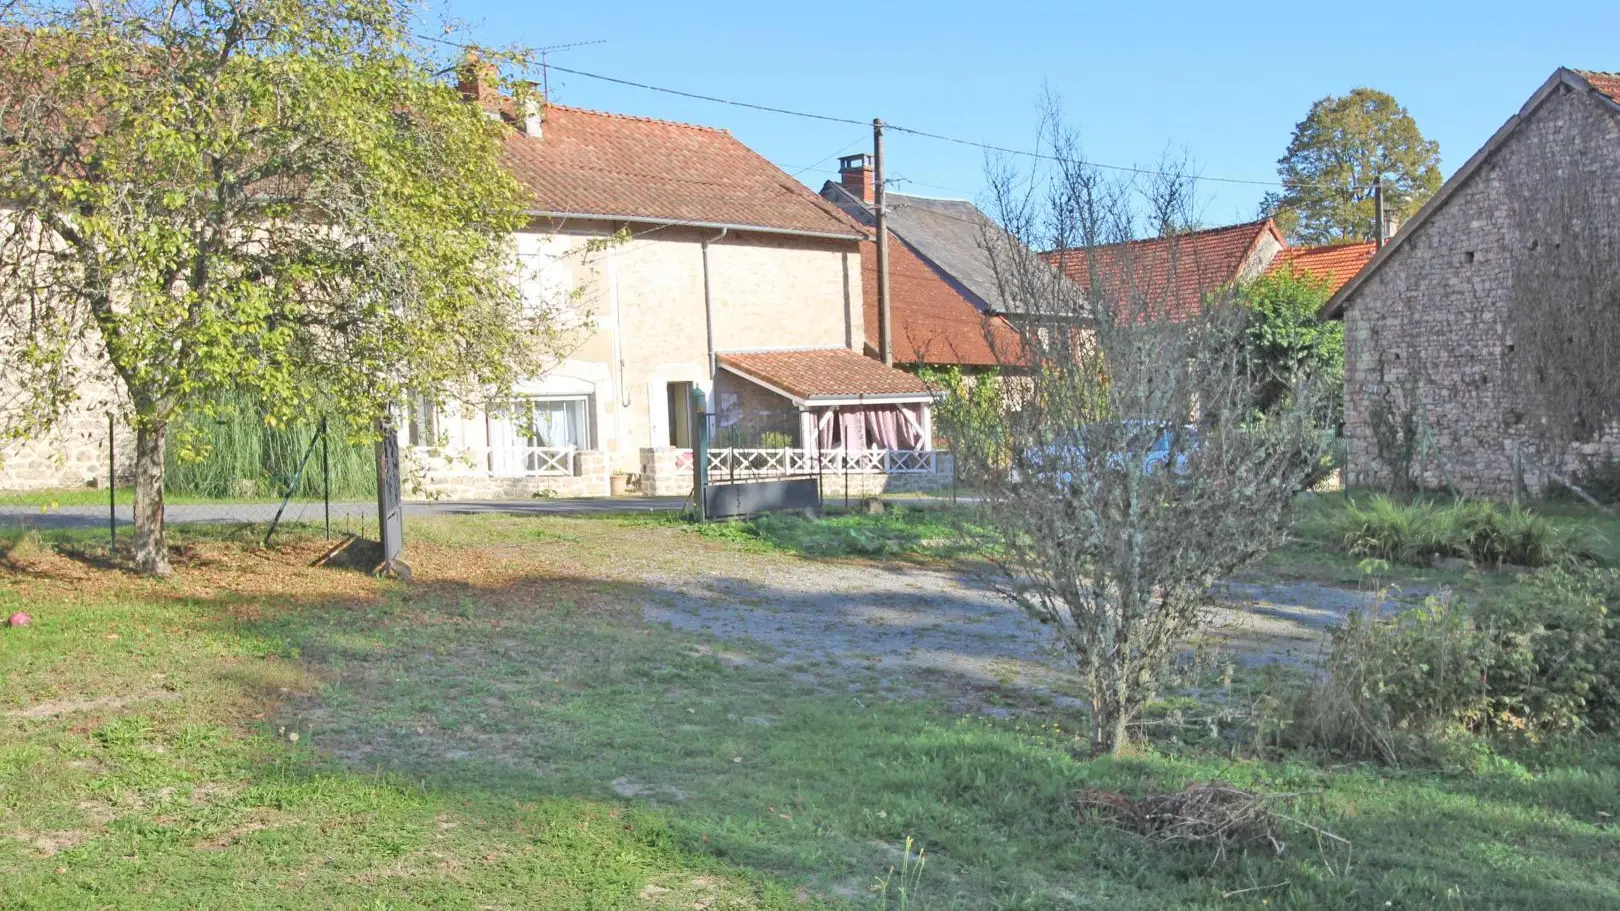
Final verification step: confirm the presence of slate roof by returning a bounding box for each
[820,182,1035,366]
[502,105,862,238]
[1268,241,1377,295]
[1045,220,1284,321]
[822,183,1027,312]
[716,349,932,401]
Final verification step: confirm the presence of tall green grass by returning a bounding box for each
[165,390,377,500]
[1317,495,1600,568]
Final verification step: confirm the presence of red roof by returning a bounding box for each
[1574,70,1620,105]
[1042,220,1283,321]
[500,105,862,237]
[1267,241,1377,294]
[717,349,931,400]
[861,238,1023,368]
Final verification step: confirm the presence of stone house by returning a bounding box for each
[0,77,939,498]
[1322,68,1620,497]
[403,76,936,499]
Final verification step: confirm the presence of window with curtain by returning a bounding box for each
[514,397,592,449]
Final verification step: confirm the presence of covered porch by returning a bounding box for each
[697,348,944,488]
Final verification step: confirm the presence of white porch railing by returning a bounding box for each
[705,448,935,476]
[411,446,577,477]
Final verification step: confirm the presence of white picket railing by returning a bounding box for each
[411,445,577,477]
[705,448,935,476]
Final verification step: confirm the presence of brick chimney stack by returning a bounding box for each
[839,154,875,205]
[457,52,501,106]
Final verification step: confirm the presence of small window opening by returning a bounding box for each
[1462,251,1476,264]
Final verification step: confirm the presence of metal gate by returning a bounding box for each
[691,389,822,520]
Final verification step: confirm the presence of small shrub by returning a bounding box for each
[1284,568,1620,764]
[1477,567,1620,733]
[1335,495,1594,568]
[1286,595,1488,764]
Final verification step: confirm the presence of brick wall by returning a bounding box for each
[1341,81,1620,498]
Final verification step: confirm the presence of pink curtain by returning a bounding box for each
[815,408,837,451]
[865,407,902,450]
[896,405,926,450]
[838,408,866,450]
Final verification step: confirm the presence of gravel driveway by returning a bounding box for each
[636,548,1393,709]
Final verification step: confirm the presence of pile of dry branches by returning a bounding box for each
[1075,782,1346,862]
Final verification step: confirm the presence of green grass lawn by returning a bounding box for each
[1,515,1617,909]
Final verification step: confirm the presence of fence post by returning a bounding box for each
[690,387,709,522]
[107,412,116,553]
[321,416,331,539]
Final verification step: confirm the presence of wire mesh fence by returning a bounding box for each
[0,406,381,547]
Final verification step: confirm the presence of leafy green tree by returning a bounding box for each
[1261,88,1442,245]
[1238,268,1342,424]
[0,0,556,574]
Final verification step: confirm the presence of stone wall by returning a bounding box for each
[640,447,694,497]
[0,361,133,491]
[1341,80,1620,498]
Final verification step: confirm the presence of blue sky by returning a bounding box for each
[449,0,1618,226]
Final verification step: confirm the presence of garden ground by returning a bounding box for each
[0,503,1617,909]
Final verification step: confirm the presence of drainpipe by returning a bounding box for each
[701,228,728,379]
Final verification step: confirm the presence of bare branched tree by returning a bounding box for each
[943,105,1332,754]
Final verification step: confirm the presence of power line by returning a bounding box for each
[419,34,1364,193]
[540,62,1359,192]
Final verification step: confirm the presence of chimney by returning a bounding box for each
[457,52,500,106]
[1384,215,1401,242]
[839,153,875,205]
[521,94,544,138]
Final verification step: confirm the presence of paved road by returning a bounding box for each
[0,496,690,530]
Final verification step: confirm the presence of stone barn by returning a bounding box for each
[1323,68,1620,498]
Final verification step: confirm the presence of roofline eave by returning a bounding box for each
[715,362,933,408]
[525,210,864,242]
[1320,68,1609,321]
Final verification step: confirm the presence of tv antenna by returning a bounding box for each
[538,39,607,98]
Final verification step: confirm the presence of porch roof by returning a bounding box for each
[716,348,933,406]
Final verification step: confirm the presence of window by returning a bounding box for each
[407,394,439,447]
[667,382,695,448]
[516,397,592,450]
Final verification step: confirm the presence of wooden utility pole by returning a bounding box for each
[873,118,892,367]
[1373,176,1385,250]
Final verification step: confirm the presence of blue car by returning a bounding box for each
[1011,421,1197,486]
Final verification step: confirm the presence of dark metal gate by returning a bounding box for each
[690,389,821,520]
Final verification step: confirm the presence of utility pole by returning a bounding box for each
[873,118,893,367]
[1373,176,1385,250]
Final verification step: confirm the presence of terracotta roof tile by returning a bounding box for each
[1043,220,1282,321]
[717,349,931,400]
[860,238,1024,367]
[1267,241,1377,294]
[1574,70,1620,105]
[500,105,862,237]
